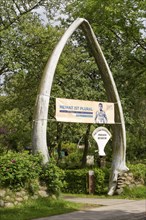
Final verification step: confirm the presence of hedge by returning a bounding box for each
[63,168,107,194]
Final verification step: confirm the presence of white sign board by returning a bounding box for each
[92,127,111,156]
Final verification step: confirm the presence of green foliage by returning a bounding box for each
[0,109,31,152]
[1,0,63,31]
[1,0,145,164]
[63,151,82,168]
[122,186,146,199]
[58,147,83,169]
[128,163,146,184]
[0,151,42,190]
[94,168,106,194]
[63,168,106,194]
[64,0,146,162]
[63,169,88,194]
[0,153,66,196]
[40,159,65,196]
[0,14,61,153]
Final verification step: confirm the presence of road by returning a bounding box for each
[33,197,146,220]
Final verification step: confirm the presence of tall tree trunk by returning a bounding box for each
[81,124,91,167]
[56,122,64,163]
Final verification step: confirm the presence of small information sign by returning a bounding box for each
[92,127,111,156]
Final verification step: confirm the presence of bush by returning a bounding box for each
[0,152,66,196]
[40,159,65,196]
[63,169,88,194]
[0,151,42,191]
[63,168,106,194]
[128,163,146,184]
[94,168,106,194]
[59,152,82,169]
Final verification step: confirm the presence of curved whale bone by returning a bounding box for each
[32,18,128,195]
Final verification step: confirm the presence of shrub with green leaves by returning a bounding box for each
[63,168,106,194]
[128,163,146,184]
[63,169,88,194]
[94,168,106,194]
[0,151,42,190]
[40,159,65,196]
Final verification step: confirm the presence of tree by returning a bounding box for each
[81,124,91,167]
[64,0,146,161]
[1,0,145,165]
[0,9,63,152]
[0,0,65,90]
[0,0,63,31]
[1,6,100,157]
[49,38,106,165]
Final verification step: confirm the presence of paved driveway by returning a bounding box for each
[33,197,146,220]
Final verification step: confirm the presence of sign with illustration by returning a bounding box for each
[55,98,115,124]
[92,127,112,156]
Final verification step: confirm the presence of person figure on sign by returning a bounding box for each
[95,103,108,124]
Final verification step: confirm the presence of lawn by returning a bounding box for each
[62,185,146,200]
[0,196,100,220]
[0,186,145,220]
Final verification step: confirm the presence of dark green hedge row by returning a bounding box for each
[1,152,145,196]
[62,168,109,194]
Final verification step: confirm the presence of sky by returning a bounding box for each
[33,6,68,26]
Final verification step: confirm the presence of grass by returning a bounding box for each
[0,196,100,220]
[121,185,146,199]
[0,186,145,220]
[62,185,146,200]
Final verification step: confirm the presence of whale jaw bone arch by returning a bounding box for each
[32,18,128,195]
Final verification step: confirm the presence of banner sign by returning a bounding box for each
[55,98,115,124]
